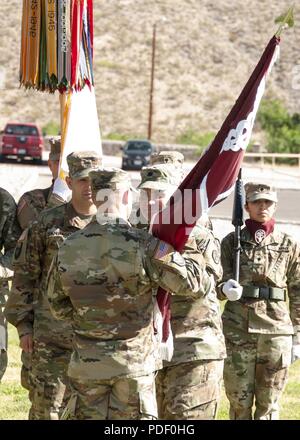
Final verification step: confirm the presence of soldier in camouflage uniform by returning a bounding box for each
[17,137,64,231]
[134,151,185,229]
[0,188,21,381]
[47,167,210,420]
[16,137,63,412]
[218,182,300,420]
[150,150,184,168]
[137,162,226,420]
[5,151,101,419]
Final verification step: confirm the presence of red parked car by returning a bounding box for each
[0,122,44,164]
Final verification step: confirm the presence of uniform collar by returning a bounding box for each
[241,225,280,246]
[65,202,94,229]
[93,212,131,226]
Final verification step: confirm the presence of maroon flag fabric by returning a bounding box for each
[151,35,280,351]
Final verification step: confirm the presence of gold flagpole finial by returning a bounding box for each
[275,5,295,37]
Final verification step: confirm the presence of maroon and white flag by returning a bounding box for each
[151,35,280,360]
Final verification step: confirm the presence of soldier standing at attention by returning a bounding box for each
[15,136,63,415]
[138,162,226,420]
[218,182,300,420]
[47,167,210,420]
[0,188,21,381]
[5,151,101,419]
[17,136,65,231]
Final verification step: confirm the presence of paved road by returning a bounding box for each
[209,188,300,224]
[1,160,300,226]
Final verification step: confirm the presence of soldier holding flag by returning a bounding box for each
[47,167,209,420]
[137,161,226,420]
[218,182,300,420]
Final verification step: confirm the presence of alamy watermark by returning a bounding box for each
[95,188,203,226]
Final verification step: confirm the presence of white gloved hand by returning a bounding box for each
[222,279,243,301]
[291,344,300,364]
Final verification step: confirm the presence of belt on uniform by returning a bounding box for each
[242,286,286,301]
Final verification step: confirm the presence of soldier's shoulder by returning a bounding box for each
[0,187,15,207]
[106,222,148,244]
[18,187,50,205]
[192,223,214,240]
[37,202,67,224]
[221,230,235,243]
[273,228,299,248]
[88,221,148,243]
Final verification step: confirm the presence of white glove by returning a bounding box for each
[291,344,300,364]
[222,279,243,301]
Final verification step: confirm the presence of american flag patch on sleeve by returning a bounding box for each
[154,241,174,260]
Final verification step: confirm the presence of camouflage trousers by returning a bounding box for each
[62,372,157,420]
[29,339,72,420]
[0,349,7,381]
[20,351,35,419]
[223,328,292,420]
[0,310,8,381]
[156,359,224,420]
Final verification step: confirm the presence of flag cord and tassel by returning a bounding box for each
[275,5,294,37]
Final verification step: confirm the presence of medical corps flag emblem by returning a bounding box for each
[151,35,280,360]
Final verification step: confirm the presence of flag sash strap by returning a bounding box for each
[39,0,47,90]
[26,0,41,86]
[71,0,84,89]
[45,0,57,83]
[20,0,28,84]
[20,0,94,93]
[58,0,72,90]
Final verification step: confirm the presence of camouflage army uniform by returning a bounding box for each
[5,152,101,419]
[138,165,226,420]
[17,137,64,230]
[218,184,300,420]
[0,188,21,381]
[156,222,226,420]
[132,152,185,229]
[150,150,185,168]
[15,137,64,412]
[47,168,211,420]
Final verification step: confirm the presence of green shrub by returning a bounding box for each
[105,133,144,141]
[42,121,60,136]
[257,100,300,162]
[176,130,215,154]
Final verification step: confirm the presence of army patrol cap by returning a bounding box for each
[244,182,278,203]
[150,150,184,167]
[138,164,181,190]
[67,151,102,179]
[89,167,133,191]
[48,136,61,161]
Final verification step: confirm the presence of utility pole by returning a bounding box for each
[148,23,156,140]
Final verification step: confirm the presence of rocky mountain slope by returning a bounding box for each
[0,0,299,143]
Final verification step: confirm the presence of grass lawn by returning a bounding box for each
[0,324,299,420]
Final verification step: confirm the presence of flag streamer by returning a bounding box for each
[20,0,94,93]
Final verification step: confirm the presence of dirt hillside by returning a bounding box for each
[0,0,299,143]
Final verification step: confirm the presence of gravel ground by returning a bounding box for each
[1,160,299,242]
